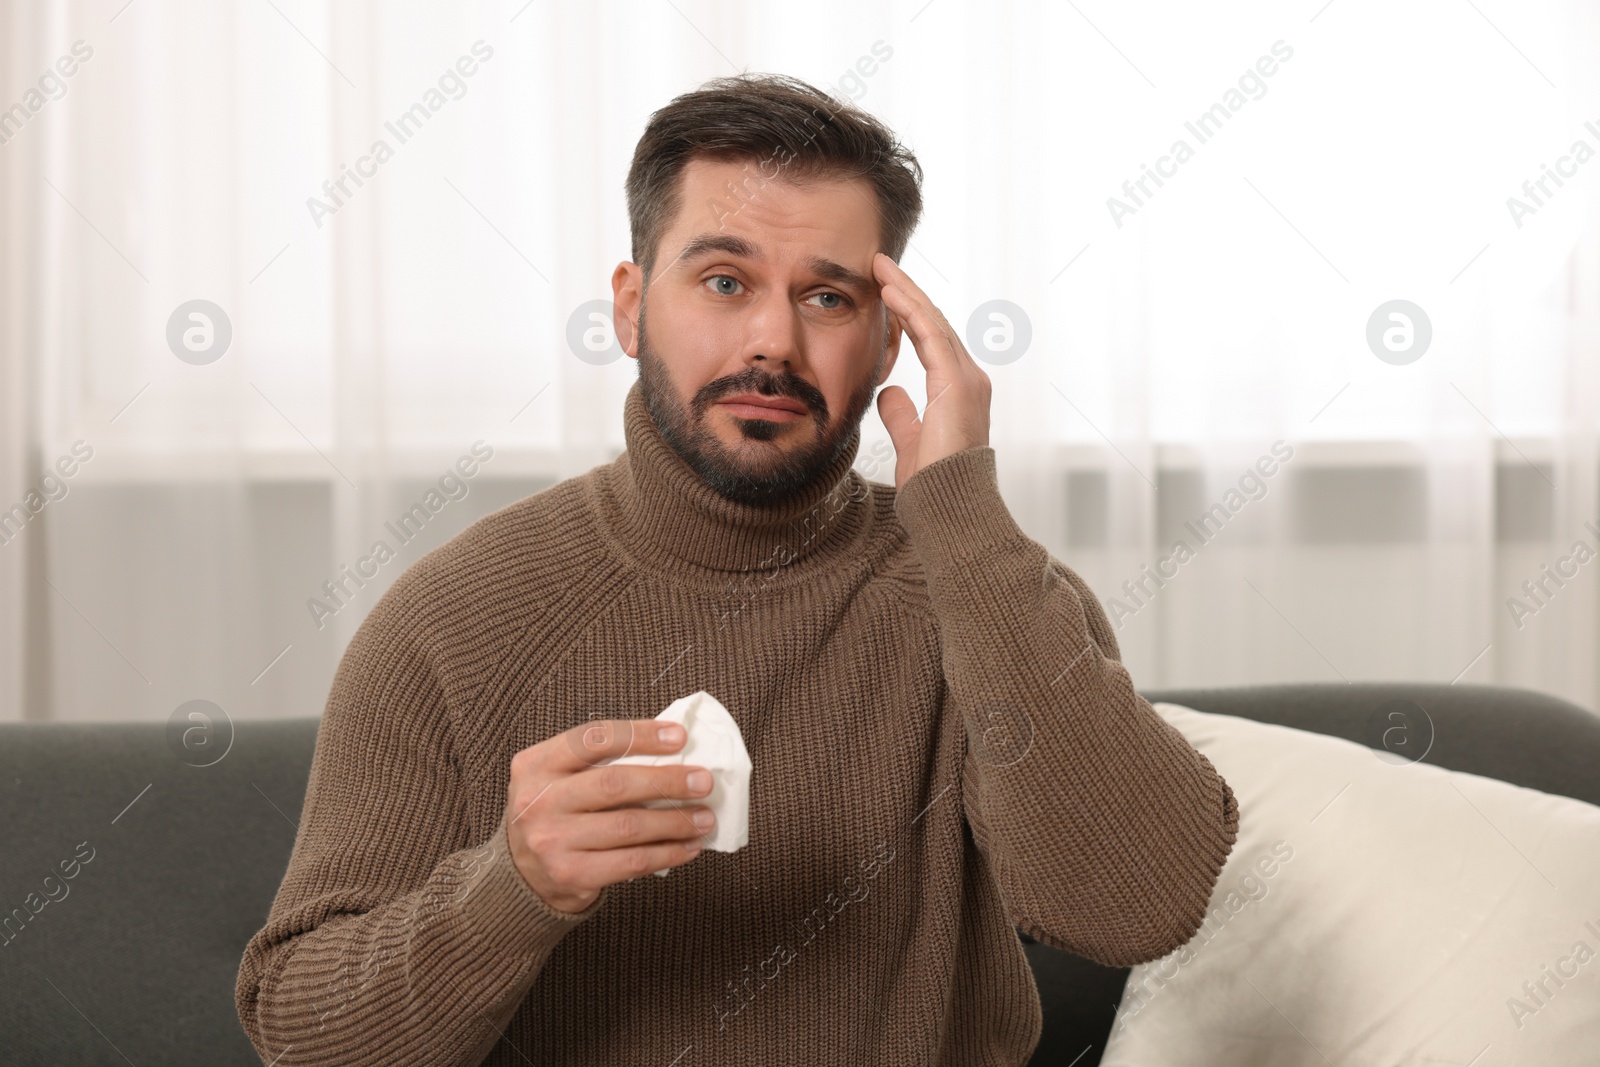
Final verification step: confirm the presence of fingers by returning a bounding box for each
[875,386,921,487]
[567,804,715,852]
[874,253,971,374]
[875,253,953,332]
[556,761,715,815]
[506,719,719,909]
[876,384,920,440]
[535,805,713,894]
[562,838,707,889]
[545,717,686,774]
[879,282,957,375]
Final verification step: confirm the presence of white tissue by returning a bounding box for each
[607,690,751,876]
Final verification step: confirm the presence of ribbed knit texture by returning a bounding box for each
[235,379,1239,1066]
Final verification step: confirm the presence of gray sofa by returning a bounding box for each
[1,683,1596,1066]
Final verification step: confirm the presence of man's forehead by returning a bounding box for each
[678,154,873,206]
[661,159,881,285]
[681,159,876,235]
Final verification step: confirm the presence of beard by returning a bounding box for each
[634,293,883,508]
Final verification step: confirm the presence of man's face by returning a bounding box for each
[612,156,902,506]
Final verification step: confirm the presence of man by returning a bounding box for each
[236,72,1238,1066]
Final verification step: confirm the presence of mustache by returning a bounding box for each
[694,370,829,420]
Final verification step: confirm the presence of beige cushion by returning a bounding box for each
[1100,702,1600,1066]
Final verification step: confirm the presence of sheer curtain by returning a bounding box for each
[1,0,1596,725]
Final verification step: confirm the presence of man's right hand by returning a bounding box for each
[504,718,716,913]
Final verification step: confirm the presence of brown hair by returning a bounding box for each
[625,73,923,280]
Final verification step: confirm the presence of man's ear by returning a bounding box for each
[876,303,904,386]
[611,262,643,358]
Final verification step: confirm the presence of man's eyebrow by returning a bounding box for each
[672,232,877,296]
[675,232,759,265]
[802,255,875,296]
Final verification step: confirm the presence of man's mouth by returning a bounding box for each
[715,393,809,422]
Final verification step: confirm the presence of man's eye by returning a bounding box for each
[706,275,743,296]
[807,291,848,310]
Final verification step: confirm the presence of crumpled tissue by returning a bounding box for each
[607,690,751,876]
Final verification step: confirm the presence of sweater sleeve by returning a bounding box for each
[234,578,610,1065]
[894,445,1239,968]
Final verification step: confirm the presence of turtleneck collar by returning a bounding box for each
[594,378,876,575]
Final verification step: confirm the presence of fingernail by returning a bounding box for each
[687,770,712,793]
[661,724,685,744]
[692,809,715,829]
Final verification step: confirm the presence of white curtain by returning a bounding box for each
[2,0,1596,724]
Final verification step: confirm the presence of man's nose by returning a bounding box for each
[741,292,804,369]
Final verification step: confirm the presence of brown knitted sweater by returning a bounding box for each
[235,379,1238,1066]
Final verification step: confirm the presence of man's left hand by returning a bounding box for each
[872,252,992,490]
